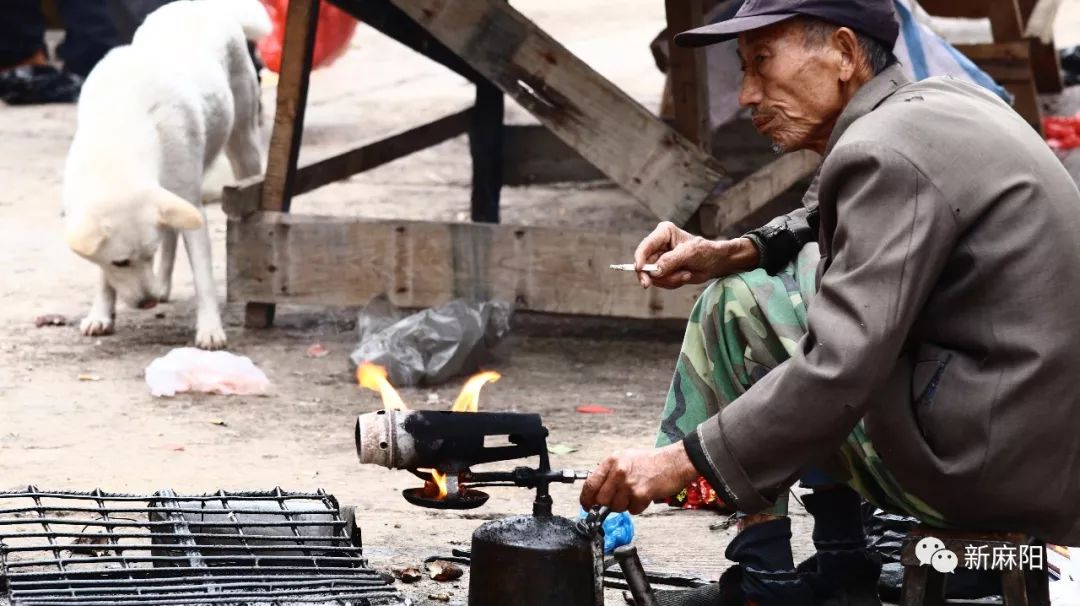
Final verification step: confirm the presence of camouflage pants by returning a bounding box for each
[656,243,946,526]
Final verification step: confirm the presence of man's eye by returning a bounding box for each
[755,55,767,64]
[111,259,131,268]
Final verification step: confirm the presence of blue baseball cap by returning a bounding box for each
[674,0,900,48]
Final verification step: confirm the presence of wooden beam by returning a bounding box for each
[664,0,711,151]
[327,0,482,82]
[1016,0,1064,94]
[247,0,319,328]
[262,0,319,214]
[698,150,819,237]
[227,213,704,319]
[224,109,472,218]
[387,0,726,226]
[469,82,504,223]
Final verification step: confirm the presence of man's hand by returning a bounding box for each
[579,442,700,514]
[633,222,760,289]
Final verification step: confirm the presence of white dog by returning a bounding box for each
[63,0,269,349]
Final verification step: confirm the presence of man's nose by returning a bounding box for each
[738,74,763,108]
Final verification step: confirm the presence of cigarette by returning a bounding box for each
[609,263,659,273]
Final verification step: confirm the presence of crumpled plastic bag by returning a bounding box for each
[350,296,512,387]
[862,504,1001,602]
[145,348,271,397]
[578,508,635,555]
[257,0,357,73]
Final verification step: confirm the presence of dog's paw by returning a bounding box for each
[80,314,114,337]
[195,323,227,350]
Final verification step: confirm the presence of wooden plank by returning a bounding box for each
[262,0,319,213]
[247,0,319,329]
[987,0,1026,40]
[223,109,472,218]
[227,213,704,319]
[469,81,504,223]
[698,150,819,237]
[388,0,726,226]
[664,0,711,152]
[1029,40,1064,93]
[900,565,946,606]
[1002,569,1032,606]
[327,0,481,82]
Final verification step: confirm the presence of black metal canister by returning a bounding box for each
[469,513,601,606]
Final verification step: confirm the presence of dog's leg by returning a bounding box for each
[224,125,263,180]
[157,228,178,302]
[80,270,116,336]
[182,207,227,350]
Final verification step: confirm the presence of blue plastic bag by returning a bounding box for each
[578,508,635,554]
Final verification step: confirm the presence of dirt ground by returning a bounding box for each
[2,2,1080,605]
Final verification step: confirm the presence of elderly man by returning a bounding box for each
[580,0,1080,604]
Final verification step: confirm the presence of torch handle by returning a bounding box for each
[614,545,658,606]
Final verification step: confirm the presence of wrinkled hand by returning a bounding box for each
[579,442,700,514]
[633,222,759,289]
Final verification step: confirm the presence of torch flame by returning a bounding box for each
[356,362,408,411]
[451,371,501,412]
[430,470,449,499]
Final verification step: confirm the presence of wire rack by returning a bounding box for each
[0,487,404,606]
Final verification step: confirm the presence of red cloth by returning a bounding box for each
[258,0,358,73]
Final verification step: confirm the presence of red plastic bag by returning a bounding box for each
[1043,113,1080,151]
[663,476,735,513]
[258,0,358,73]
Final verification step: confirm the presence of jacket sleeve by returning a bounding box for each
[742,207,819,275]
[683,143,958,511]
[742,169,821,275]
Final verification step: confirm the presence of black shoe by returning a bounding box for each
[801,489,883,606]
[624,520,815,606]
[725,518,815,606]
[0,64,81,105]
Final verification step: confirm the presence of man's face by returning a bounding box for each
[737,20,849,152]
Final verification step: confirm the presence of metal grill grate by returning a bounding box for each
[0,487,404,606]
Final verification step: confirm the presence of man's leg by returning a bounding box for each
[655,244,820,605]
[0,0,46,69]
[55,0,119,77]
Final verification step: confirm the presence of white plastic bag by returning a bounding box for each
[145,348,271,397]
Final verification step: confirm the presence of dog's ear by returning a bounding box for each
[154,189,204,231]
[65,218,106,258]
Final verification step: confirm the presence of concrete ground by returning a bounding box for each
[1,1,1079,604]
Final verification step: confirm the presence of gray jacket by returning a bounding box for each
[685,64,1080,543]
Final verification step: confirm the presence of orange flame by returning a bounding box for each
[451,371,501,412]
[430,470,449,499]
[356,362,408,411]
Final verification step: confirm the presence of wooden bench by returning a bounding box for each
[901,525,1051,606]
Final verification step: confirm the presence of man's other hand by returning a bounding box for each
[633,222,760,289]
[579,442,700,514]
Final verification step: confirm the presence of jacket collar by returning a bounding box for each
[824,63,911,156]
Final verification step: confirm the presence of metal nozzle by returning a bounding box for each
[355,409,419,469]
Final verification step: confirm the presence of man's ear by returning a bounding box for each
[154,189,204,230]
[832,26,861,82]
[65,218,106,258]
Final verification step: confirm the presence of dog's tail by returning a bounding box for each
[219,0,274,42]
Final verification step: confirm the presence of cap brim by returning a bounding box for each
[674,13,797,47]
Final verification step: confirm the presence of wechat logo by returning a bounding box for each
[916,537,959,574]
